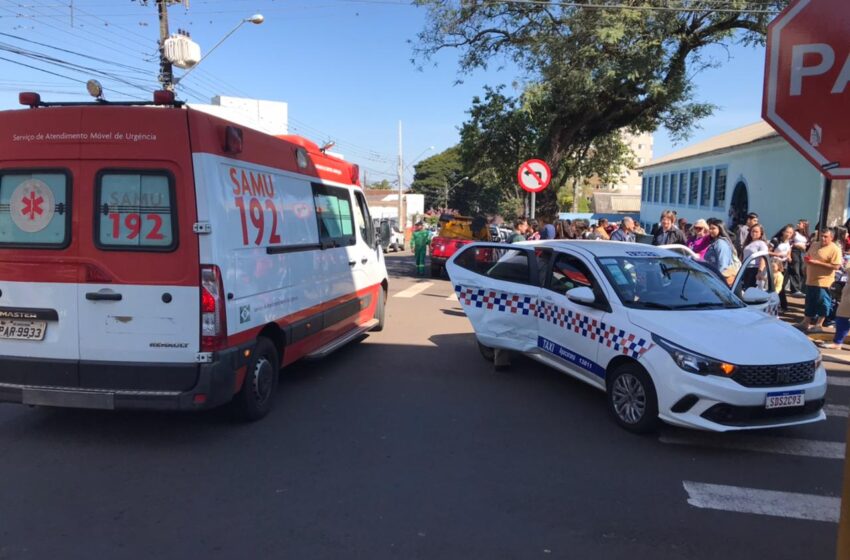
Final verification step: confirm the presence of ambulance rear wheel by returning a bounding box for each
[233,337,279,422]
[430,264,442,278]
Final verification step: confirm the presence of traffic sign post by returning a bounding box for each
[517,159,551,219]
[764,3,850,555]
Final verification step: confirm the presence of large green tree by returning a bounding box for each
[457,84,635,218]
[413,0,784,215]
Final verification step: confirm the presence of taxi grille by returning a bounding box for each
[731,361,816,388]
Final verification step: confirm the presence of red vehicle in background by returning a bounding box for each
[429,214,491,278]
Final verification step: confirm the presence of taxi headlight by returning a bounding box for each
[652,334,737,377]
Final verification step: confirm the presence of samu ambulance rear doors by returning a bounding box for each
[0,167,80,386]
[76,162,200,386]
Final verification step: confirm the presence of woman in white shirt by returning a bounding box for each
[770,224,795,312]
[742,224,769,289]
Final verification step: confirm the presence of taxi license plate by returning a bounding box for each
[0,319,46,341]
[765,390,805,410]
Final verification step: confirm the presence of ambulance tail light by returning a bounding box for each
[350,164,360,185]
[200,265,227,351]
[19,92,41,107]
[153,89,175,105]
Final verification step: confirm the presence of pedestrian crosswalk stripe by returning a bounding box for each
[446,292,458,301]
[825,403,849,418]
[660,433,845,460]
[682,481,840,523]
[393,282,434,298]
[828,376,850,387]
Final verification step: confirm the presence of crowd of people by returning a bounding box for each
[505,211,850,350]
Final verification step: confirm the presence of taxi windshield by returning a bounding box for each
[596,255,744,310]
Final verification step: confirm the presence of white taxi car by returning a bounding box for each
[446,241,826,433]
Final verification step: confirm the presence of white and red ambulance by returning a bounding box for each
[0,91,388,420]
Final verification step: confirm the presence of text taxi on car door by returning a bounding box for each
[446,240,826,433]
[0,90,388,420]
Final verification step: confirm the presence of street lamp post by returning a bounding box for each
[174,14,265,86]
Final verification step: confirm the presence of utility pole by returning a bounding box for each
[397,121,404,230]
[157,0,174,90]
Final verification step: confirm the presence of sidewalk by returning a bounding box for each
[781,293,850,366]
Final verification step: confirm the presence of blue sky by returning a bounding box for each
[0,0,770,184]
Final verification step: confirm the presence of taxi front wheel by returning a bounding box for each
[478,341,495,362]
[606,364,659,434]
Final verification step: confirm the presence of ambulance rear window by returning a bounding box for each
[96,171,176,251]
[312,184,355,247]
[0,171,70,248]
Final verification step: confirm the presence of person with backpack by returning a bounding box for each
[704,218,739,286]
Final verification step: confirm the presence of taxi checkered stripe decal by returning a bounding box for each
[454,285,652,359]
[537,302,652,359]
[454,285,536,316]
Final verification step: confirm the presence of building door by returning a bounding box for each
[730,181,748,228]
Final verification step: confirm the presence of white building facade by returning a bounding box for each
[639,122,826,237]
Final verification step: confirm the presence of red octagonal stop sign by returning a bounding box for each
[763,0,850,179]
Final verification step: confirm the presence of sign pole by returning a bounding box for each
[531,192,536,220]
[819,177,832,230]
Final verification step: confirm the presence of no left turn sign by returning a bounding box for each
[517,159,551,193]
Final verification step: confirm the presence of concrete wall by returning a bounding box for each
[639,137,825,237]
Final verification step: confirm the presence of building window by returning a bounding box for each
[714,167,727,209]
[689,170,699,207]
[653,176,659,203]
[670,174,678,205]
[641,177,646,201]
[700,168,713,208]
[661,174,669,204]
[678,171,688,205]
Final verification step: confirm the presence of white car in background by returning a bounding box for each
[447,241,825,433]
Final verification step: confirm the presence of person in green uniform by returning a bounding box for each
[411,221,431,276]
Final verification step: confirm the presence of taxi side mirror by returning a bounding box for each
[741,287,770,305]
[566,286,596,306]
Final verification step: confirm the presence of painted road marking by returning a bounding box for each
[446,292,458,301]
[660,433,845,460]
[682,481,840,523]
[828,376,850,387]
[825,403,849,418]
[393,282,434,299]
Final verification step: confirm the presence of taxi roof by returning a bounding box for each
[522,240,677,259]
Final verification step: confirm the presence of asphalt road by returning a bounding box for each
[0,251,846,559]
